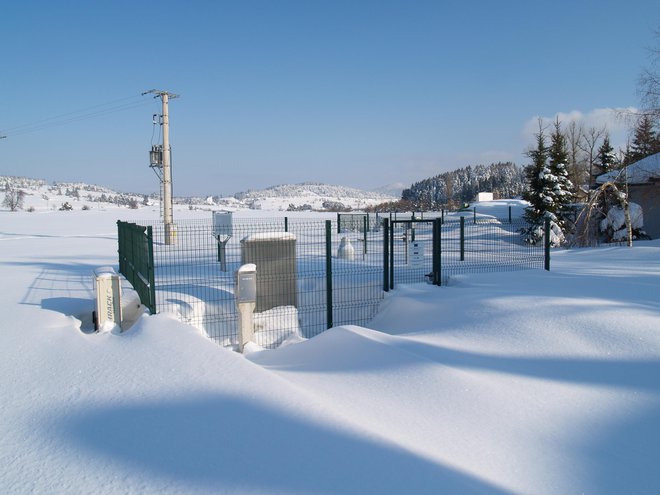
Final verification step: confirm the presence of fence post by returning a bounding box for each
[383,218,389,292]
[325,220,333,329]
[284,216,288,233]
[509,206,512,224]
[363,215,368,255]
[117,221,124,274]
[146,226,156,314]
[460,216,465,261]
[337,213,341,234]
[544,217,551,271]
[389,220,395,290]
[473,207,477,224]
[432,218,442,286]
[127,223,135,283]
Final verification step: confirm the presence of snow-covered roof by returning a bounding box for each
[241,232,297,242]
[596,152,660,184]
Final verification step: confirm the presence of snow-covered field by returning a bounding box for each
[1,205,660,494]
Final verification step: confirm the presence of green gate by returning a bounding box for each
[117,221,156,314]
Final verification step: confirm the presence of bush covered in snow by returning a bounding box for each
[599,202,650,242]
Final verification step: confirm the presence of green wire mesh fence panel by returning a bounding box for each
[327,219,384,332]
[438,216,545,282]
[386,215,546,287]
[389,219,436,286]
[121,213,547,349]
[117,221,156,314]
[142,218,385,349]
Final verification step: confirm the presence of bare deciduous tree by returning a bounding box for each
[639,29,660,119]
[565,121,586,195]
[578,126,607,201]
[2,185,26,212]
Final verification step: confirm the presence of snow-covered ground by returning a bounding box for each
[1,205,660,494]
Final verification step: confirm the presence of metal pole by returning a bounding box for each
[432,218,442,285]
[162,93,174,245]
[117,221,124,274]
[544,217,551,271]
[383,218,389,292]
[389,220,394,289]
[146,226,157,314]
[460,216,465,261]
[325,220,333,329]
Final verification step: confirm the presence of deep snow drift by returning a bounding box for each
[1,206,659,494]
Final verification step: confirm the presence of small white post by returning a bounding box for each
[93,267,122,331]
[235,264,257,352]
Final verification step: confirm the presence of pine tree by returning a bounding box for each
[545,119,574,234]
[522,123,549,228]
[625,114,660,164]
[522,119,574,246]
[595,134,617,175]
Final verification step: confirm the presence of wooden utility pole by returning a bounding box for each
[143,89,179,244]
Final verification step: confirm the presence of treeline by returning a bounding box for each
[399,162,526,210]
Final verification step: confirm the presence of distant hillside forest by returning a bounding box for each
[400,162,526,210]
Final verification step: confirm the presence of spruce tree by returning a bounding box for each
[522,119,574,246]
[625,114,660,164]
[522,123,549,228]
[595,134,617,175]
[545,119,574,235]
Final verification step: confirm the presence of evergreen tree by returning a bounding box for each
[522,119,574,246]
[595,134,617,175]
[522,123,549,228]
[625,114,660,164]
[545,119,574,234]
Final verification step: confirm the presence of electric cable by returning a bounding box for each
[1,94,152,138]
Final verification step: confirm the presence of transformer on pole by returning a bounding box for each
[143,89,179,245]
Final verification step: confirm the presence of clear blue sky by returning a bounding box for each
[1,0,658,196]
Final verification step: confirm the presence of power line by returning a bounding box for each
[0,94,152,138]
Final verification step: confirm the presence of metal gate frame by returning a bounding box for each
[383,218,442,291]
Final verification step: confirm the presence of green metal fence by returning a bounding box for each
[118,213,549,349]
[117,221,156,314]
[383,214,548,289]
[131,217,383,349]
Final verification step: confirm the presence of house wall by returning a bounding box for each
[630,182,660,239]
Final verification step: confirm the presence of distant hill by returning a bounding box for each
[1,176,397,213]
[0,175,152,211]
[230,182,397,211]
[371,182,406,198]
